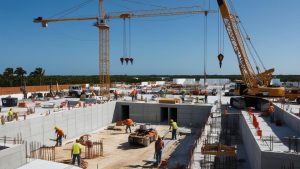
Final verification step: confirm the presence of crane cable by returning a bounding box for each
[129,18,132,58]
[204,12,208,87]
[49,0,96,19]
[121,0,168,9]
[109,0,132,10]
[239,21,266,70]
[228,0,266,71]
[240,26,260,73]
[123,18,127,59]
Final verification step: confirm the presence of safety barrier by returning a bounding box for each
[247,108,262,137]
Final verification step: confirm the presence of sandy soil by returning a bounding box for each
[55,124,178,169]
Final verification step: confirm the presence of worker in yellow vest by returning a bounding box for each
[169,119,178,140]
[7,108,13,121]
[71,139,82,166]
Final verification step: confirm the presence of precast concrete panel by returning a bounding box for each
[98,104,104,128]
[0,144,26,169]
[240,112,261,169]
[84,107,93,133]
[261,151,300,169]
[91,106,98,130]
[274,105,300,135]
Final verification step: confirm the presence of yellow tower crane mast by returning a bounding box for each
[34,1,213,95]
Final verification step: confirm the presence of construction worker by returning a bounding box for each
[125,118,134,133]
[114,90,118,100]
[204,89,208,103]
[154,136,164,166]
[169,119,178,140]
[7,108,13,121]
[268,102,275,122]
[130,89,137,101]
[71,139,82,166]
[54,126,64,146]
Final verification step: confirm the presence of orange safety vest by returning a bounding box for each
[127,119,133,126]
[204,90,208,96]
[268,105,275,114]
[155,140,164,151]
[56,129,64,136]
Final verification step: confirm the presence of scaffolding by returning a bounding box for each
[200,101,240,169]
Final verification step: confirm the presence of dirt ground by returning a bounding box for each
[55,124,181,169]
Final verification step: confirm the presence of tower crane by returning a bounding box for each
[34,0,214,95]
[216,0,285,98]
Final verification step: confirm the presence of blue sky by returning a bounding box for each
[0,0,299,75]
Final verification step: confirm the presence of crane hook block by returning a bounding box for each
[129,58,134,65]
[218,53,224,68]
[120,58,124,65]
[125,58,129,65]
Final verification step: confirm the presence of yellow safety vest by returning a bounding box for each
[171,122,178,129]
[72,143,81,154]
[8,111,13,116]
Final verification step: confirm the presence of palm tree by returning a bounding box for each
[30,67,45,85]
[14,67,27,86]
[3,68,14,86]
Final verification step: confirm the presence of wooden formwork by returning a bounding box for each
[84,140,103,159]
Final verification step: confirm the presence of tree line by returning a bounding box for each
[0,67,45,87]
[0,67,299,87]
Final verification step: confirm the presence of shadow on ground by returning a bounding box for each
[125,160,157,168]
[117,142,145,150]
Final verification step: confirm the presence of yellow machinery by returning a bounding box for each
[217,0,285,98]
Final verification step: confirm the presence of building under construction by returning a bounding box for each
[1,0,300,169]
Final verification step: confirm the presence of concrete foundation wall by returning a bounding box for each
[116,102,211,127]
[0,144,26,169]
[240,111,300,169]
[261,151,300,169]
[240,113,261,169]
[274,105,300,135]
[0,101,116,146]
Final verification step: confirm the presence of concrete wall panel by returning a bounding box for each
[240,112,261,169]
[0,144,26,169]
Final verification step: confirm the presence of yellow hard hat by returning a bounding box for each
[54,126,58,130]
[170,119,174,122]
[9,108,12,111]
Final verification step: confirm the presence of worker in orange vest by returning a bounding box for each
[204,89,208,103]
[154,135,164,166]
[268,102,275,122]
[54,126,65,146]
[125,118,134,133]
[130,89,138,101]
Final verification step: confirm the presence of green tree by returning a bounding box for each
[14,67,27,86]
[3,68,14,86]
[30,67,45,85]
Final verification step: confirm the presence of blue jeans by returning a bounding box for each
[57,136,62,146]
[72,154,81,165]
[172,129,177,140]
[126,125,132,133]
[155,150,162,165]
